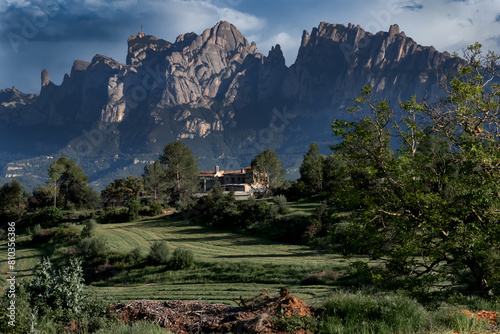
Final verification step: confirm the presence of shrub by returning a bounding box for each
[149,201,164,216]
[29,258,87,316]
[81,219,97,238]
[126,198,141,221]
[175,198,193,212]
[273,313,318,333]
[31,228,54,244]
[169,247,194,270]
[79,237,110,258]
[147,241,170,265]
[0,282,32,334]
[127,247,145,263]
[98,207,129,224]
[273,194,288,214]
[26,223,42,240]
[31,206,63,228]
[54,223,81,242]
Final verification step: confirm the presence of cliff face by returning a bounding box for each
[0,21,460,188]
[285,22,457,109]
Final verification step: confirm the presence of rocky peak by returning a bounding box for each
[389,24,400,37]
[197,21,250,53]
[89,55,122,72]
[71,60,91,75]
[41,69,51,87]
[127,34,172,66]
[0,87,35,104]
[267,44,285,65]
[286,22,458,106]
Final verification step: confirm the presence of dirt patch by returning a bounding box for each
[110,287,314,333]
[460,309,499,325]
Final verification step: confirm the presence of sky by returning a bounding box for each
[0,0,500,94]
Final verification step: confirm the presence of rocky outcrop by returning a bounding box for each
[1,21,456,129]
[0,20,462,188]
[285,22,458,108]
[41,69,51,87]
[0,87,38,123]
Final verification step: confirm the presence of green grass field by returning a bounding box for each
[88,213,354,304]
[96,215,347,266]
[0,235,46,284]
[90,283,334,306]
[0,209,360,305]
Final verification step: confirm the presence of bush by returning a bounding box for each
[99,207,129,224]
[79,237,110,258]
[81,219,97,238]
[126,198,141,221]
[54,223,81,242]
[175,198,194,212]
[0,282,32,334]
[30,227,54,244]
[29,258,87,316]
[273,313,318,333]
[126,247,145,264]
[147,241,170,265]
[169,247,194,270]
[31,206,63,228]
[149,201,164,216]
[273,194,288,214]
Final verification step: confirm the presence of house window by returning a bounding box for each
[231,177,235,183]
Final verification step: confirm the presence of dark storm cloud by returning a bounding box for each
[0,0,145,46]
[0,0,266,93]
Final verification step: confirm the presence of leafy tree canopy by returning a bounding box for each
[47,157,90,208]
[327,43,500,296]
[250,149,286,194]
[0,178,24,223]
[159,141,199,202]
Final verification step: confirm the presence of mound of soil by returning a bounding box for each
[460,309,499,325]
[110,287,314,333]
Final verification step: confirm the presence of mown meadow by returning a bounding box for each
[1,201,499,333]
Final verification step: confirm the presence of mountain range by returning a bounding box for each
[0,21,460,191]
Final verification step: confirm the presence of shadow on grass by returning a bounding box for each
[216,251,334,259]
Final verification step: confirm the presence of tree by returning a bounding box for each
[299,143,326,193]
[101,176,143,207]
[250,149,286,194]
[0,178,24,223]
[143,160,167,201]
[328,44,500,296]
[48,157,89,208]
[159,141,199,202]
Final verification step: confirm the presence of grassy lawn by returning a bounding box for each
[96,214,347,266]
[90,282,333,306]
[87,212,356,304]
[0,208,360,305]
[0,235,46,289]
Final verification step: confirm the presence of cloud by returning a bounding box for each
[396,1,424,11]
[0,0,267,92]
[1,0,500,94]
